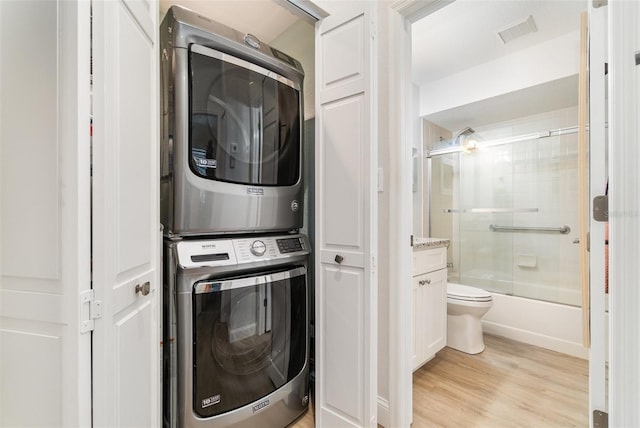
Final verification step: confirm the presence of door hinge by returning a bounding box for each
[593,195,608,222]
[593,410,608,428]
[80,289,103,333]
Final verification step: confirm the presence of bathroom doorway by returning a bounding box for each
[408,0,606,424]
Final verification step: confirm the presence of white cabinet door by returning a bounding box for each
[315,1,378,427]
[412,268,447,370]
[91,1,160,426]
[0,2,91,426]
[422,268,447,360]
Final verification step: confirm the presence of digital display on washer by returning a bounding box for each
[276,238,303,254]
[191,267,307,417]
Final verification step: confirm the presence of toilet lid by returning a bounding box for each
[447,283,492,302]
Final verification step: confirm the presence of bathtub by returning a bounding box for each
[481,292,588,359]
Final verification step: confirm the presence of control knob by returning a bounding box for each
[250,240,267,256]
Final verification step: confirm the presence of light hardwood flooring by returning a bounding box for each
[292,334,588,427]
[413,334,588,427]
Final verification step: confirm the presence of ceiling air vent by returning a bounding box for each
[497,15,537,44]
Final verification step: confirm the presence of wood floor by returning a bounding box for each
[413,334,588,427]
[292,334,588,427]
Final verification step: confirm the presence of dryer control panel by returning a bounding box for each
[176,234,309,269]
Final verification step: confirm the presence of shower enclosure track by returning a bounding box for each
[427,124,581,157]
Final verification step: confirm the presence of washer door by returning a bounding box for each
[192,266,307,417]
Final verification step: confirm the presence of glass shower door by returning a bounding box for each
[457,144,515,296]
[428,131,581,306]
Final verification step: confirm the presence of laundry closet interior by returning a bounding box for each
[159,5,314,427]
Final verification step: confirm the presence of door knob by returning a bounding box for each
[135,282,150,296]
[334,255,344,264]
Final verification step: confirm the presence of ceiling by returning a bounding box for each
[159,0,300,44]
[412,0,587,85]
[412,0,588,131]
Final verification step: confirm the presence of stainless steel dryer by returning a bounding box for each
[163,233,310,428]
[160,6,305,237]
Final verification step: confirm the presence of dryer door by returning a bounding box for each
[189,44,301,187]
[191,266,307,417]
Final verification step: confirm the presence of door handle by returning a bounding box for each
[135,282,150,296]
[334,255,344,264]
[419,279,431,286]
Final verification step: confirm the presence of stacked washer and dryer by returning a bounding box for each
[160,6,310,428]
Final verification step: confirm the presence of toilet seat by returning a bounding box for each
[447,283,492,303]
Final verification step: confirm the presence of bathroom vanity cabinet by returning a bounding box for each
[412,243,448,371]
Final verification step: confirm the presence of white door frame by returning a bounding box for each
[608,0,640,425]
[588,3,607,422]
[388,0,627,426]
[386,2,452,427]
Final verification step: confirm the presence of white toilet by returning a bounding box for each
[446,283,493,354]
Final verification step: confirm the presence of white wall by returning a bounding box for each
[271,20,316,119]
[419,31,580,117]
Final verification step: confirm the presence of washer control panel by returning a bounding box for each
[276,237,305,253]
[177,234,309,268]
[249,240,267,256]
[234,235,307,263]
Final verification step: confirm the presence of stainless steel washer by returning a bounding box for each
[163,233,310,428]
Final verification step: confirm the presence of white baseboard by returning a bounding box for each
[377,396,390,428]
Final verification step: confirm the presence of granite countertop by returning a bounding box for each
[413,237,450,249]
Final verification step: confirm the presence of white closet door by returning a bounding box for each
[0,1,91,426]
[91,0,160,426]
[315,2,378,427]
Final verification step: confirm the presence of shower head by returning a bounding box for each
[455,127,478,153]
[455,127,475,138]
